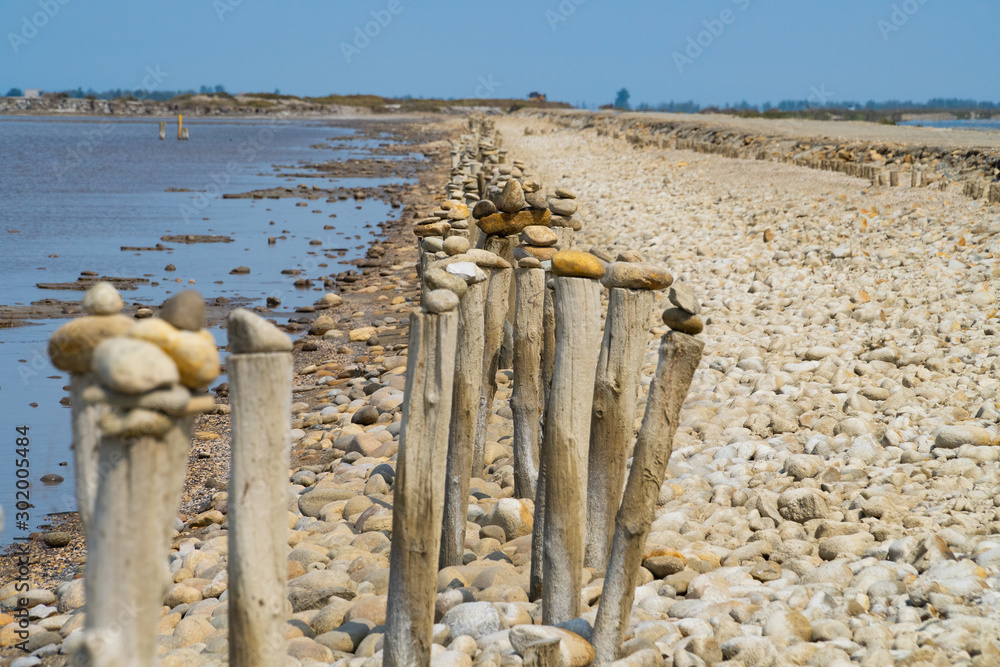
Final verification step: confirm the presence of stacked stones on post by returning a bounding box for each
[662,281,704,335]
[548,187,581,232]
[47,284,219,667]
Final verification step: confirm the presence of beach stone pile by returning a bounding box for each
[47,284,220,437]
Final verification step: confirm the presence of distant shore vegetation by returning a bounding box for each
[3,84,997,122]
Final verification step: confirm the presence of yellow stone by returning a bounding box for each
[518,245,558,261]
[413,221,450,238]
[551,250,606,279]
[477,209,551,236]
[128,318,220,388]
[48,314,134,373]
[349,326,376,342]
[662,308,704,335]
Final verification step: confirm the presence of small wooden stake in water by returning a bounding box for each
[159,121,165,141]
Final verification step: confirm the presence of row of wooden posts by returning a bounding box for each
[52,114,703,666]
[591,120,941,190]
[383,116,705,664]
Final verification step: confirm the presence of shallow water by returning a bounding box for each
[899,118,1000,132]
[0,116,417,544]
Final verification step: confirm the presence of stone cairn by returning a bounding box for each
[390,113,707,664]
[48,287,298,667]
[49,286,220,667]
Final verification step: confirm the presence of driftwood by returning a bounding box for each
[384,304,459,666]
[584,287,654,570]
[591,332,704,663]
[540,275,603,624]
[227,309,293,667]
[511,266,545,498]
[440,279,488,568]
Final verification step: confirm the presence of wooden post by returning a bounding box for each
[540,278,556,411]
[584,287,655,570]
[523,637,561,667]
[473,236,513,475]
[226,309,293,667]
[70,373,103,540]
[177,114,183,140]
[529,277,556,601]
[385,291,459,666]
[889,170,899,187]
[182,127,189,141]
[158,121,165,141]
[591,332,704,663]
[512,264,545,499]
[541,273,603,624]
[79,415,195,666]
[440,277,488,568]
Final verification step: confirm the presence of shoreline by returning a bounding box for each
[0,116,459,588]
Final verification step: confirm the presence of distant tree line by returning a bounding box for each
[623,97,1000,114]
[1,85,229,101]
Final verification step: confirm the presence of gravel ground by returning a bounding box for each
[493,115,1000,666]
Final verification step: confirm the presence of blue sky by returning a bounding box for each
[2,0,998,107]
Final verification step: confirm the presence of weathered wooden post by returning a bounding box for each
[529,275,556,601]
[584,262,673,570]
[591,328,704,663]
[437,254,492,568]
[385,289,460,666]
[539,250,605,624]
[226,308,293,667]
[57,291,218,667]
[523,638,561,667]
[511,257,545,499]
[473,235,514,474]
[159,121,166,141]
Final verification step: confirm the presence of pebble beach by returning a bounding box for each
[4,111,1000,667]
